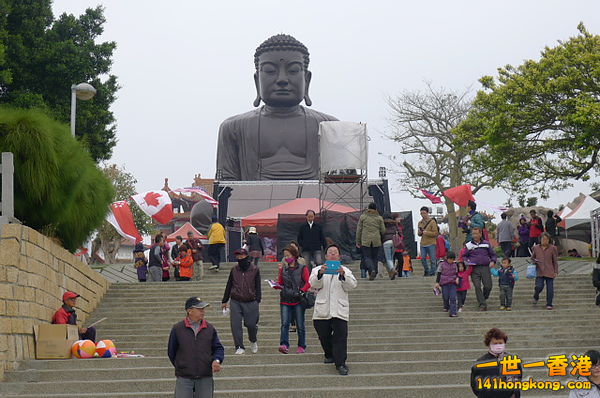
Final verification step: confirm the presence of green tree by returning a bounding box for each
[0,106,114,251]
[97,165,154,264]
[458,23,600,194]
[0,1,118,161]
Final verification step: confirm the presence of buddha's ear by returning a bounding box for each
[253,71,261,107]
[304,70,312,107]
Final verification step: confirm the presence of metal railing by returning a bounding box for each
[592,207,600,258]
[0,152,19,225]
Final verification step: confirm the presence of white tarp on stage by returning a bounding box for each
[558,195,600,229]
[319,121,368,172]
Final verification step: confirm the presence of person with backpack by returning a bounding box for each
[417,206,439,277]
[275,245,311,354]
[465,200,486,243]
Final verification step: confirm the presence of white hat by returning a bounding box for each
[249,227,257,234]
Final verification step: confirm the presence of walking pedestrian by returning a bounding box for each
[496,212,516,258]
[221,248,261,354]
[309,244,357,375]
[464,227,497,311]
[516,217,530,257]
[434,251,459,317]
[531,232,559,310]
[417,206,439,277]
[148,234,165,282]
[297,210,326,269]
[245,227,264,266]
[168,297,224,398]
[382,213,401,280]
[276,246,310,354]
[186,231,204,280]
[133,242,148,282]
[207,217,226,271]
[356,202,386,281]
[528,209,544,248]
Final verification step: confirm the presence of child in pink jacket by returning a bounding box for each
[457,261,473,312]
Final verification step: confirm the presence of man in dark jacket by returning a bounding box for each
[464,227,497,311]
[221,249,261,355]
[186,231,204,281]
[148,234,165,282]
[297,210,326,269]
[168,297,224,398]
[51,291,96,341]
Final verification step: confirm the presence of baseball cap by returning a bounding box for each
[234,248,248,255]
[62,291,80,301]
[185,297,210,310]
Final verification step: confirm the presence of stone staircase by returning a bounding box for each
[1,260,598,397]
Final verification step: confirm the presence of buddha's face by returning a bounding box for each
[255,50,311,107]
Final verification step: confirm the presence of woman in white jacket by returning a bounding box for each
[309,244,357,376]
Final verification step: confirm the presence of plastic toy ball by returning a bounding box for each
[96,339,117,358]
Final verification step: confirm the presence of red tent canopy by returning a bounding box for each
[167,222,206,242]
[242,198,357,227]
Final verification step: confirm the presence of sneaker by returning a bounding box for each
[368,271,376,281]
[296,346,305,354]
[250,342,258,354]
[443,308,449,312]
[546,305,553,310]
[499,306,506,310]
[449,314,458,317]
[458,307,463,313]
[388,270,396,280]
[278,345,289,354]
[336,365,349,376]
[208,264,218,270]
[479,306,487,312]
[505,307,512,311]
[532,298,539,305]
[235,348,245,355]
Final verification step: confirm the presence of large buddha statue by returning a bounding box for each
[216,34,337,181]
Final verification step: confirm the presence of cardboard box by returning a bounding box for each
[33,324,78,359]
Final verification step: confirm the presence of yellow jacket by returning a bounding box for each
[208,222,226,244]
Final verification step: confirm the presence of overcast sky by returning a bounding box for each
[52,0,600,219]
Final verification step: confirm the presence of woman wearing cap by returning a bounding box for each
[245,227,264,266]
[51,291,96,342]
[276,245,311,354]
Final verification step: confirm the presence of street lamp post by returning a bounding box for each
[70,83,97,137]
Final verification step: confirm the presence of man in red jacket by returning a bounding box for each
[51,291,96,342]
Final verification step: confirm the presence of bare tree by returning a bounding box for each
[385,83,508,249]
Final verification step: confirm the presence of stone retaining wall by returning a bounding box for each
[0,224,109,379]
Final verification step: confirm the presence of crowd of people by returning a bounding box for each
[132,218,227,282]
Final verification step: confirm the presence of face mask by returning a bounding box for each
[285,257,295,264]
[489,343,505,355]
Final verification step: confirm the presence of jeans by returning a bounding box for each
[402,270,412,277]
[420,244,437,276]
[280,304,306,348]
[302,250,323,269]
[499,285,514,307]
[193,260,203,281]
[175,376,214,398]
[471,265,493,308]
[229,299,259,349]
[313,318,348,367]
[441,284,458,316]
[147,266,162,282]
[500,241,513,258]
[457,290,467,307]
[361,245,380,275]
[382,240,395,271]
[534,277,555,306]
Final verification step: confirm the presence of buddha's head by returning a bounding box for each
[253,34,312,107]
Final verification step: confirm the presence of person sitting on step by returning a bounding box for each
[51,291,96,342]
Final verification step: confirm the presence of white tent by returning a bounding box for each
[558,195,600,229]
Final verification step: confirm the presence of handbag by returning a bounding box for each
[526,264,537,279]
[300,291,316,309]
[392,232,404,250]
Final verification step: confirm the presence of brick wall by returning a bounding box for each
[0,224,109,379]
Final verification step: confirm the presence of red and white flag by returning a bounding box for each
[173,187,219,208]
[131,190,174,224]
[107,201,143,242]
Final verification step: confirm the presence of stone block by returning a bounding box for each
[1,224,22,240]
[0,238,21,267]
[0,284,13,300]
[0,319,10,333]
[6,301,18,316]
